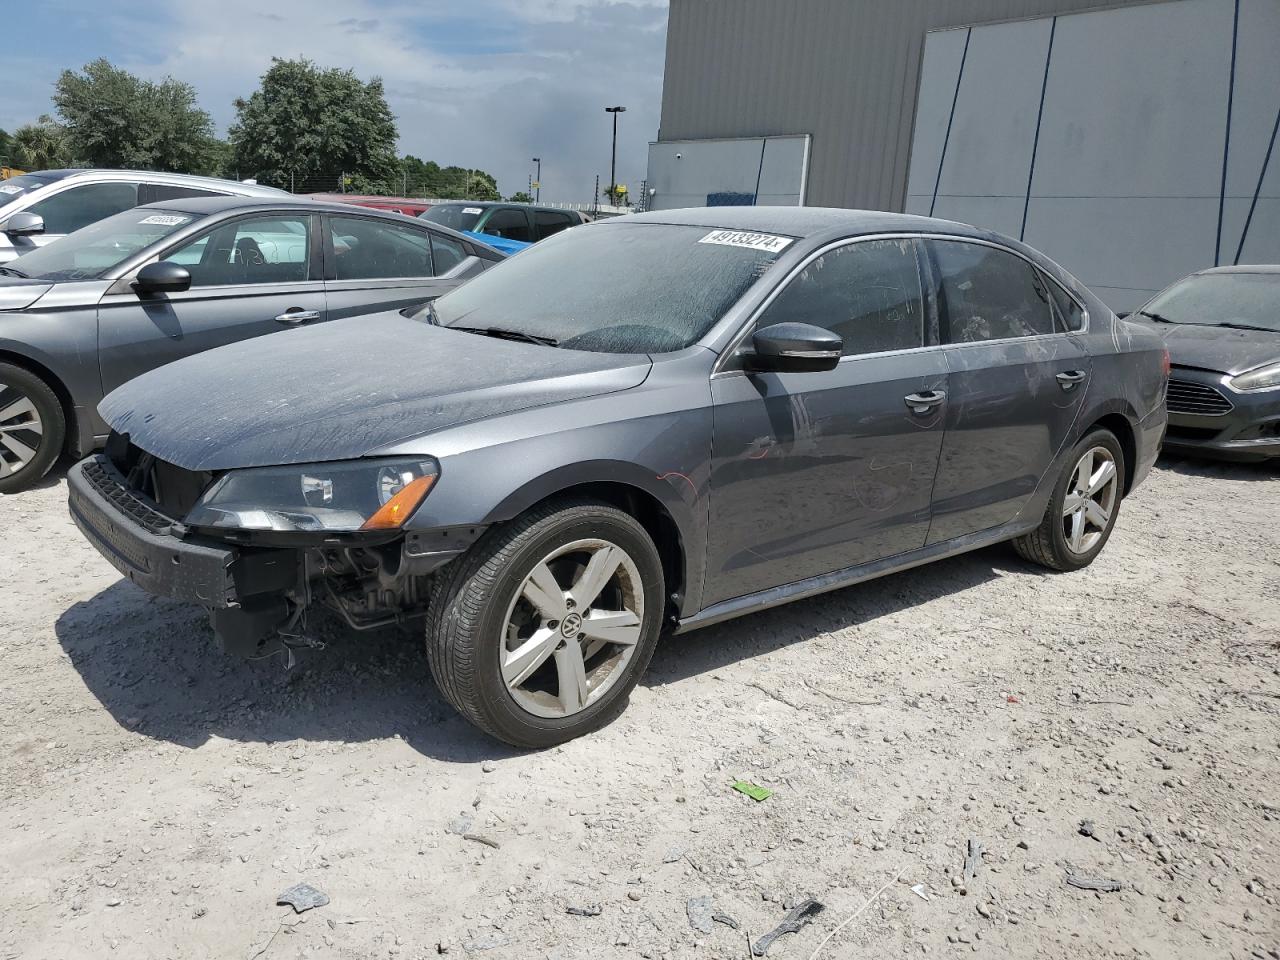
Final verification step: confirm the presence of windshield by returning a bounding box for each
[420,204,484,232]
[422,222,789,353]
[1142,273,1280,333]
[0,173,63,211]
[7,207,202,281]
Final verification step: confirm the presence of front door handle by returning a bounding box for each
[1056,369,1087,390]
[274,308,321,325]
[904,390,946,414]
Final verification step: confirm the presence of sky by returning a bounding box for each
[4,0,670,205]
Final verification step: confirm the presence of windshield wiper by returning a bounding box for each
[1138,310,1173,323]
[0,265,30,279]
[1213,322,1275,333]
[449,325,559,347]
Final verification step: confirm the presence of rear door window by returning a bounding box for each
[534,210,576,241]
[429,232,468,274]
[929,240,1055,343]
[138,183,226,204]
[26,181,140,234]
[328,215,434,280]
[480,208,532,243]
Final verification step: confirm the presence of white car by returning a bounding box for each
[0,169,290,263]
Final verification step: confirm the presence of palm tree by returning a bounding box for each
[11,116,72,170]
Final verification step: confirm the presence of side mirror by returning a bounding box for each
[133,261,192,295]
[3,212,45,237]
[747,322,842,373]
[1115,311,1130,319]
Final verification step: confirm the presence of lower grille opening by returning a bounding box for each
[104,431,214,519]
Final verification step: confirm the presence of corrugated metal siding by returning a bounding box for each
[659,0,1173,210]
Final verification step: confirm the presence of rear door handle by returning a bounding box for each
[1056,369,1087,389]
[904,390,946,414]
[275,308,321,325]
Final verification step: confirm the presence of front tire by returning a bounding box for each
[0,362,65,495]
[426,499,665,748]
[1013,428,1125,572]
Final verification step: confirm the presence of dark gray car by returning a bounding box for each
[0,196,501,492]
[67,207,1168,746]
[1131,266,1280,461]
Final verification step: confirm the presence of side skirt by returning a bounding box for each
[673,518,1037,635]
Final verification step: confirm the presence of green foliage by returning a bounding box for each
[10,116,73,170]
[395,156,500,199]
[229,58,399,191]
[0,127,11,164]
[506,191,534,204]
[601,184,629,207]
[53,59,218,172]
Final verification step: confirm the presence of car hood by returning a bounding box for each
[1145,321,1280,376]
[0,275,54,311]
[100,311,652,471]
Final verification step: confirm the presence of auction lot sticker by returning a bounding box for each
[698,230,794,254]
[139,214,191,226]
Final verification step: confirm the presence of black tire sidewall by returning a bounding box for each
[0,363,65,494]
[1046,429,1126,569]
[469,509,664,747]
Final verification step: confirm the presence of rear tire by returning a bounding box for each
[1013,428,1125,572]
[0,362,65,495]
[425,499,665,748]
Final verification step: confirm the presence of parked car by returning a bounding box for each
[304,193,435,218]
[0,196,502,492]
[0,169,290,264]
[67,207,1167,747]
[1131,266,1280,461]
[420,201,589,246]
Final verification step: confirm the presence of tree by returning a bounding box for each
[229,58,399,192]
[601,184,629,207]
[53,59,218,172]
[507,191,534,204]
[0,128,11,165]
[10,116,72,170]
[465,170,499,201]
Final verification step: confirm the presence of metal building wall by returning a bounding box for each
[657,0,1171,212]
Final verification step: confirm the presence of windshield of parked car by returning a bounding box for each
[422,222,789,353]
[7,207,202,281]
[1142,272,1280,333]
[419,204,484,232]
[0,173,65,211]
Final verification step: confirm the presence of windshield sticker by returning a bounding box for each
[0,184,23,195]
[462,207,483,215]
[138,214,191,226]
[698,230,794,254]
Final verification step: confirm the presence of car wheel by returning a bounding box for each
[1013,428,1125,572]
[426,499,665,747]
[0,362,65,495]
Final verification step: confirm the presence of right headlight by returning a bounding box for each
[185,457,439,533]
[1229,360,1280,393]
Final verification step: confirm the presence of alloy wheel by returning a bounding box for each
[0,384,43,480]
[1061,445,1119,555]
[500,538,645,719]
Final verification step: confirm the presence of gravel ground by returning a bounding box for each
[1,456,1277,960]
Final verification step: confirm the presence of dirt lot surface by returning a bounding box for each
[2,457,1278,960]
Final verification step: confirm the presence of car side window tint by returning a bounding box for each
[329,215,434,280]
[430,232,467,274]
[138,184,225,204]
[165,215,311,286]
[27,181,139,234]
[481,208,532,243]
[931,240,1055,342]
[534,210,575,241]
[1044,275,1085,332]
[755,238,926,356]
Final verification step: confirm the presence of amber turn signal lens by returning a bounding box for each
[360,474,437,530]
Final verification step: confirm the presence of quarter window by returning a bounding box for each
[481,208,532,243]
[930,240,1055,342]
[1045,276,1085,332]
[164,215,311,286]
[27,181,140,234]
[329,216,434,280]
[755,238,926,356]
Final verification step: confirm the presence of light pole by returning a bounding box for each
[531,157,541,202]
[605,106,626,206]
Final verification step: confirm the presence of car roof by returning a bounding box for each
[22,168,289,197]
[430,200,582,215]
[1196,264,1280,276]
[611,205,993,240]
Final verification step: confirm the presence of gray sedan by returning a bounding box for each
[68,207,1167,746]
[0,197,500,492]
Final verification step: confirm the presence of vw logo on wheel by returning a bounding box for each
[561,612,583,637]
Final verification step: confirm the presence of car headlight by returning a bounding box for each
[1229,361,1280,393]
[185,458,438,532]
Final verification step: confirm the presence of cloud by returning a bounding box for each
[2,0,668,204]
